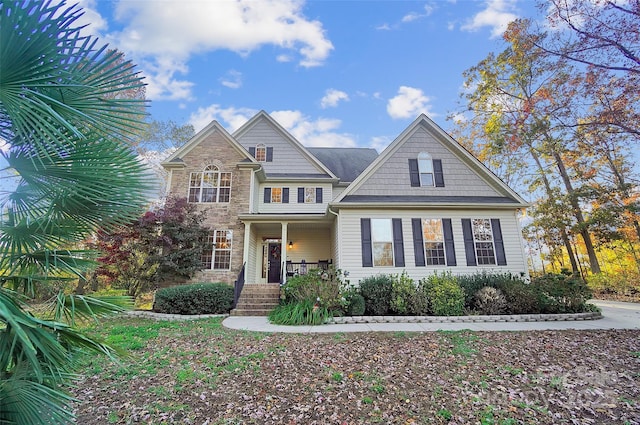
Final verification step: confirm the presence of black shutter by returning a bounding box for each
[491,219,507,265]
[316,187,323,203]
[462,219,477,266]
[434,159,445,187]
[249,147,255,157]
[392,218,404,267]
[298,187,304,203]
[408,159,420,187]
[412,218,425,267]
[282,188,289,204]
[264,188,271,203]
[442,218,456,266]
[266,147,273,162]
[361,219,373,267]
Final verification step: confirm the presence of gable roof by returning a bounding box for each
[161,120,256,168]
[232,111,338,179]
[307,147,378,183]
[333,114,529,207]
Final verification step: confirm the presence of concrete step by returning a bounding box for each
[235,302,279,310]
[230,308,275,316]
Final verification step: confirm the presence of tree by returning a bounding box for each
[0,1,152,423]
[94,197,210,297]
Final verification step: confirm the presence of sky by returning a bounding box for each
[75,0,541,152]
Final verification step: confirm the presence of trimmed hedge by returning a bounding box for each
[359,274,393,315]
[153,282,234,315]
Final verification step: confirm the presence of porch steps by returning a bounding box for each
[231,284,281,316]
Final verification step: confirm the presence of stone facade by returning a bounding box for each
[167,129,251,284]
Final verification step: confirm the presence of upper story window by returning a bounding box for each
[249,145,273,162]
[297,187,323,204]
[255,144,267,162]
[418,152,434,186]
[409,155,444,187]
[264,187,289,203]
[188,165,231,203]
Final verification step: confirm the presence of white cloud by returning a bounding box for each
[401,3,436,23]
[387,86,435,119]
[104,0,333,100]
[75,0,108,37]
[320,89,349,108]
[461,0,519,38]
[188,105,258,133]
[220,70,243,89]
[369,136,392,153]
[270,110,356,147]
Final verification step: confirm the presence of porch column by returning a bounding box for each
[243,222,251,283]
[281,222,288,283]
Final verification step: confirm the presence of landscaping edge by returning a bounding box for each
[124,310,602,323]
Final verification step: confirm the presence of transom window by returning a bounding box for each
[422,219,445,265]
[271,187,283,203]
[255,144,267,162]
[472,219,496,265]
[418,152,434,186]
[371,218,394,267]
[304,187,316,203]
[189,165,231,203]
[202,230,232,270]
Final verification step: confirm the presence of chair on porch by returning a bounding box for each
[318,259,330,271]
[286,260,296,277]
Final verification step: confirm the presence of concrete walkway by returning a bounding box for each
[221,300,640,333]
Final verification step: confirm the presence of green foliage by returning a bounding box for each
[345,293,366,316]
[390,271,415,315]
[359,274,393,315]
[457,272,523,307]
[587,271,640,300]
[153,283,234,315]
[498,280,542,314]
[408,279,430,316]
[531,273,593,313]
[268,299,330,325]
[0,0,150,423]
[422,272,465,316]
[281,268,343,311]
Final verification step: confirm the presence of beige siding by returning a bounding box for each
[247,225,259,283]
[258,183,332,214]
[352,127,501,197]
[337,208,527,285]
[286,228,332,265]
[237,120,323,174]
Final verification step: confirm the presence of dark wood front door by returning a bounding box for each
[268,243,281,283]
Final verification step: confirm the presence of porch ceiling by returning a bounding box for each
[251,221,332,234]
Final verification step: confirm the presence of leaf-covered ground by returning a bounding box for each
[72,317,640,424]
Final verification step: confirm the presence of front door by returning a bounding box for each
[267,243,281,283]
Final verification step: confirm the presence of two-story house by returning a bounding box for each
[162,110,529,294]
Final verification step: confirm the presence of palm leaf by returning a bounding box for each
[47,292,134,326]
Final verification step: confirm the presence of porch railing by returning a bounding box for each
[233,262,246,308]
[285,260,332,277]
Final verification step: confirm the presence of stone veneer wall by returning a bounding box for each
[167,129,251,284]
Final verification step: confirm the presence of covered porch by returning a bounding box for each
[240,214,335,285]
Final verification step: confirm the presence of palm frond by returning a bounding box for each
[47,292,134,326]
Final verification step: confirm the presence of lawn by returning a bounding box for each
[72,316,640,424]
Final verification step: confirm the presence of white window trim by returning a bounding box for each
[371,218,394,267]
[255,144,267,162]
[270,187,283,203]
[188,165,232,203]
[212,229,232,270]
[422,218,446,266]
[418,152,434,187]
[304,187,316,203]
[472,218,496,266]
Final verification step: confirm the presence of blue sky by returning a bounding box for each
[78,0,540,152]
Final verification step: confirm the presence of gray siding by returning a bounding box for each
[258,183,332,214]
[352,127,501,198]
[337,208,527,285]
[237,120,324,175]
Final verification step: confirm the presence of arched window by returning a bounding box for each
[188,165,232,203]
[255,144,267,162]
[418,152,434,186]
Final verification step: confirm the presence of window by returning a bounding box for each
[422,219,446,265]
[297,187,323,203]
[271,187,283,203]
[202,230,232,270]
[264,187,289,203]
[304,187,315,203]
[472,219,496,265]
[255,144,266,162]
[189,165,231,203]
[418,152,434,186]
[371,219,394,266]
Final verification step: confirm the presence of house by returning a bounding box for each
[161,111,529,295]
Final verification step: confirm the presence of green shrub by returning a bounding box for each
[359,274,393,315]
[498,280,542,314]
[153,282,234,315]
[421,272,465,316]
[457,272,523,308]
[345,293,366,316]
[282,268,342,310]
[531,273,592,313]
[390,272,416,315]
[268,299,330,325]
[408,279,430,316]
